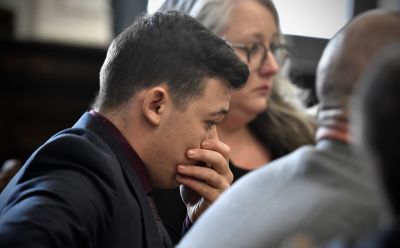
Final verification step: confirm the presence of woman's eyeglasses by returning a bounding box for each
[228,41,289,70]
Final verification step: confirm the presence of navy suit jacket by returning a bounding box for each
[0,112,172,248]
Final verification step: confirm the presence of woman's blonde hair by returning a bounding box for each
[159,0,316,155]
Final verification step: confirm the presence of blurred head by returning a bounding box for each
[0,159,22,192]
[160,0,288,120]
[93,11,248,188]
[352,43,400,218]
[316,10,400,129]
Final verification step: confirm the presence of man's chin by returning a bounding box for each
[156,178,181,190]
[168,180,181,189]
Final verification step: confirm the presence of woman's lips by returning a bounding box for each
[254,85,271,95]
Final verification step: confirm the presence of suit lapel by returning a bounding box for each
[73,112,168,247]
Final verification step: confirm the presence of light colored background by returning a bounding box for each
[148,0,352,39]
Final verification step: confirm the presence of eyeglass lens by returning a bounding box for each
[247,43,288,70]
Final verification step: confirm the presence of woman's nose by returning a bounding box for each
[259,51,280,76]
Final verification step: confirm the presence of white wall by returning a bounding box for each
[148,0,353,39]
[274,0,353,38]
[6,0,112,47]
[148,0,165,13]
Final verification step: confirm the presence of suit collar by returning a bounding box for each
[73,112,171,247]
[88,110,152,193]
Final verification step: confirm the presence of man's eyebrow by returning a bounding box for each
[210,108,229,116]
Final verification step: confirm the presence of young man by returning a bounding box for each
[0,11,248,248]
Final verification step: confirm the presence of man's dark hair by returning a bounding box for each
[93,10,248,111]
[353,43,400,219]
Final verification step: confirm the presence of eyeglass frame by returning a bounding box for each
[226,40,289,69]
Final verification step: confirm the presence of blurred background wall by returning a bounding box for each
[0,0,146,162]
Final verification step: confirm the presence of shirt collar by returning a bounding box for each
[89,110,152,193]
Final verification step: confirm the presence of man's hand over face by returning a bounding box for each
[176,139,233,222]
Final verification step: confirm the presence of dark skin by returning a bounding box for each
[316,9,400,143]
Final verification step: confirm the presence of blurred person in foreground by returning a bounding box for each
[176,9,400,248]
[0,11,249,248]
[342,42,400,248]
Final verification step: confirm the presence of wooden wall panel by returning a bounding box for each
[0,41,106,163]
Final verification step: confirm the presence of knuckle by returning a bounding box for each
[222,184,230,193]
[225,144,231,154]
[199,185,210,198]
[209,172,219,184]
[228,172,234,184]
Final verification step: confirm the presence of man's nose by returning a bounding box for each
[208,125,219,140]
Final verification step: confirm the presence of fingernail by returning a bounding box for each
[202,141,209,146]
[187,150,195,157]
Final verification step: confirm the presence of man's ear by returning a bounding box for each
[142,86,170,126]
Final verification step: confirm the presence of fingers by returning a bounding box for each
[201,139,230,162]
[177,165,230,189]
[176,165,230,203]
[186,140,231,180]
[179,138,233,206]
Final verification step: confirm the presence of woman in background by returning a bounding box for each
[152,0,316,243]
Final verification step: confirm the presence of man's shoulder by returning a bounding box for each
[232,142,365,197]
[12,126,121,195]
[224,145,318,199]
[43,123,114,158]
[266,141,359,178]
[250,145,321,180]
